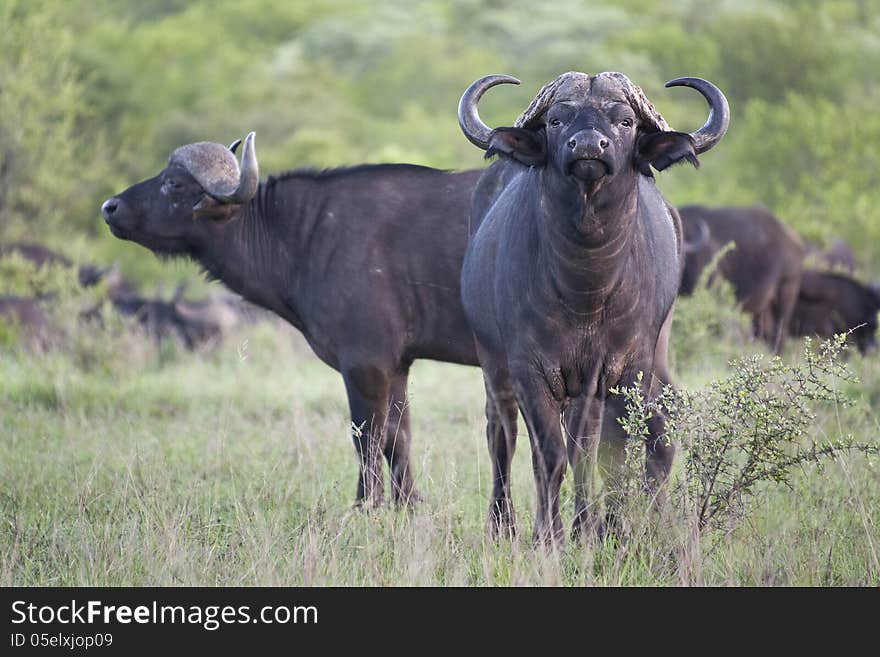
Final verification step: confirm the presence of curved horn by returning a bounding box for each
[228,138,242,154]
[665,77,730,154]
[458,74,520,150]
[213,132,259,204]
[683,216,710,254]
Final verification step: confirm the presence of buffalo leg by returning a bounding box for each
[384,369,422,506]
[770,270,801,354]
[594,394,630,533]
[481,365,519,537]
[645,312,677,500]
[515,374,567,545]
[343,365,390,508]
[748,279,778,350]
[598,394,674,524]
[564,394,603,540]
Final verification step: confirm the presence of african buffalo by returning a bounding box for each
[458,72,729,542]
[168,286,260,347]
[102,135,489,507]
[0,242,137,348]
[790,269,880,354]
[679,205,805,353]
[76,276,256,350]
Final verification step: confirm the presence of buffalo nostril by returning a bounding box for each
[567,138,577,149]
[101,198,118,220]
[599,138,609,149]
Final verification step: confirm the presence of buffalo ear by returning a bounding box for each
[635,131,699,176]
[485,127,546,166]
[192,195,237,223]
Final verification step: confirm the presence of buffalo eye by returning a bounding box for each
[549,118,562,128]
[619,118,633,128]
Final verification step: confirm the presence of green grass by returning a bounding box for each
[1,305,878,586]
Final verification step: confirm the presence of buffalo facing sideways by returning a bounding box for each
[82,284,252,350]
[458,72,729,542]
[790,269,880,354]
[102,135,493,508]
[0,242,133,349]
[679,205,805,353]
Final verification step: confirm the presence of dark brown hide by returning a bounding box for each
[679,205,805,353]
[102,137,487,508]
[790,269,880,354]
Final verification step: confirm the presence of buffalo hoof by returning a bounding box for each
[351,495,387,512]
[531,526,565,549]
[571,505,609,542]
[487,500,517,540]
[394,487,424,509]
[531,514,565,548]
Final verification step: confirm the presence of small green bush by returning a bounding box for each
[614,333,878,535]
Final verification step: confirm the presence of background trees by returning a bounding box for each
[3,0,879,280]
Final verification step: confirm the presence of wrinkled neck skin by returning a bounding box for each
[537,166,640,317]
[188,184,302,328]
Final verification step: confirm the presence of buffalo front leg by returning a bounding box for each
[481,368,519,537]
[344,366,391,508]
[564,394,603,540]
[384,369,422,506]
[515,375,567,545]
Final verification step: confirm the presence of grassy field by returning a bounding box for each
[1,296,878,587]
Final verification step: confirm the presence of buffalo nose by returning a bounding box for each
[101,198,118,223]
[567,134,609,152]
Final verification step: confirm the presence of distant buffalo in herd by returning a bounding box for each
[678,206,878,354]
[679,205,805,353]
[0,241,255,350]
[790,270,879,354]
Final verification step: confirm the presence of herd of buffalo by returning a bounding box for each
[0,241,259,351]
[6,70,879,542]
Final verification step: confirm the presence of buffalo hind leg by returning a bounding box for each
[645,312,677,503]
[384,368,422,507]
[644,413,675,506]
[344,365,391,508]
[770,271,801,354]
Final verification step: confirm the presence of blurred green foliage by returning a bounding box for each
[2,0,879,282]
